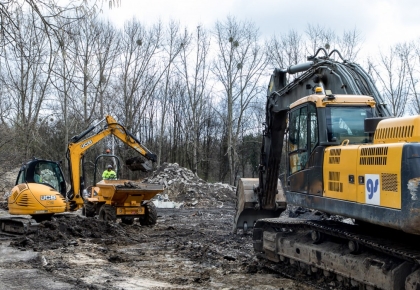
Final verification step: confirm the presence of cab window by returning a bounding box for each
[37,162,64,193]
[288,103,318,174]
[16,170,26,185]
[326,106,372,143]
[289,106,308,174]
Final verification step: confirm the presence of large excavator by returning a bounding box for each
[3,115,163,232]
[233,48,420,289]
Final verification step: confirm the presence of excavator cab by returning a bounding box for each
[8,159,67,219]
[17,159,67,195]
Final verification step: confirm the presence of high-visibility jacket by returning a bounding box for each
[102,170,116,180]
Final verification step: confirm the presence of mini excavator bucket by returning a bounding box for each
[125,157,153,172]
[233,178,286,234]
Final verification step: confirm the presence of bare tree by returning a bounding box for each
[266,29,304,70]
[305,24,337,55]
[213,16,268,185]
[369,45,409,117]
[156,21,185,166]
[1,9,54,158]
[177,25,211,175]
[336,27,363,61]
[70,14,104,124]
[399,41,420,114]
[92,20,120,117]
[49,19,79,159]
[0,1,98,54]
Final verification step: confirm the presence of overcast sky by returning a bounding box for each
[101,0,420,59]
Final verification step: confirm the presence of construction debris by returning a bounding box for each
[143,163,236,208]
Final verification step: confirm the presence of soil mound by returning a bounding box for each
[10,214,131,251]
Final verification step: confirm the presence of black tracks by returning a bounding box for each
[257,217,420,265]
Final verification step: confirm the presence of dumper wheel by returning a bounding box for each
[83,201,96,217]
[98,204,116,222]
[139,202,157,226]
[121,217,134,225]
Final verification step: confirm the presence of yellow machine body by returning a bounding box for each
[323,143,402,209]
[321,114,420,211]
[285,95,420,234]
[8,183,67,215]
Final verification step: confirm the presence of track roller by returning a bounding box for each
[279,255,288,263]
[311,230,324,244]
[348,240,361,254]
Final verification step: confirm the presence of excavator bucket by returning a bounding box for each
[125,157,152,172]
[233,178,286,234]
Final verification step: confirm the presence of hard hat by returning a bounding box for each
[107,164,113,169]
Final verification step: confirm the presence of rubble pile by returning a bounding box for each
[143,163,236,208]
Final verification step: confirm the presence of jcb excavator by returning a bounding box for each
[3,115,163,233]
[233,48,420,289]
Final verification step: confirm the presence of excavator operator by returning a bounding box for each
[34,167,42,183]
[102,164,116,180]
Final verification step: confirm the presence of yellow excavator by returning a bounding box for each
[3,115,163,233]
[233,48,420,289]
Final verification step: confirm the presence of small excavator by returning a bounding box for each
[2,115,163,233]
[233,48,420,289]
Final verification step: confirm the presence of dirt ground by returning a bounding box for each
[0,206,322,290]
[0,163,334,289]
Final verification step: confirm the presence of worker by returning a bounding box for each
[102,164,116,180]
[34,168,42,183]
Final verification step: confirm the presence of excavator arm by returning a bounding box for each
[66,115,157,210]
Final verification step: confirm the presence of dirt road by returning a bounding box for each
[0,207,320,290]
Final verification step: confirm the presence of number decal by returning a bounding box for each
[365,174,380,205]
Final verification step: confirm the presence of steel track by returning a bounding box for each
[258,218,420,265]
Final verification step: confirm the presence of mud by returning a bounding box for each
[0,207,319,290]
